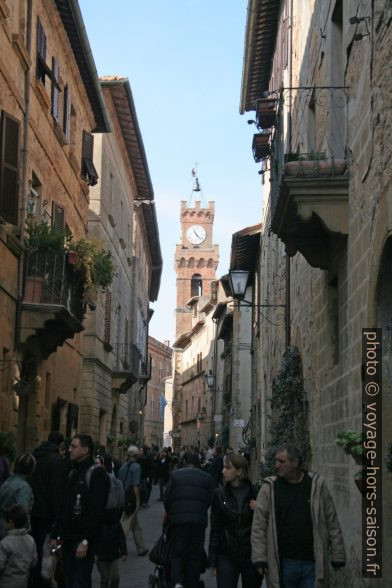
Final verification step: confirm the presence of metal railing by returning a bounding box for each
[113,342,141,376]
[24,251,84,321]
[269,86,348,221]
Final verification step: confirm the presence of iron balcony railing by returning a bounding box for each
[268,86,349,221]
[23,251,84,321]
[113,342,141,377]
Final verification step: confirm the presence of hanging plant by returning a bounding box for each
[260,346,310,478]
[68,238,115,307]
[336,431,363,465]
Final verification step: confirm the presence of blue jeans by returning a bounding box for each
[216,555,262,588]
[63,540,95,588]
[282,558,315,588]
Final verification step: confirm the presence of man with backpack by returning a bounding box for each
[50,434,108,588]
[118,445,148,556]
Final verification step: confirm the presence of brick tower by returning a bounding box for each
[174,199,219,338]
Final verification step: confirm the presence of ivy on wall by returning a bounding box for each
[260,346,310,478]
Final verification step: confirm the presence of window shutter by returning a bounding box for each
[0,112,20,225]
[51,202,64,231]
[51,57,60,122]
[63,84,70,141]
[104,289,112,344]
[82,130,94,159]
[36,19,47,83]
[81,131,98,186]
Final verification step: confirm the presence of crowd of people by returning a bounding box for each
[0,433,346,588]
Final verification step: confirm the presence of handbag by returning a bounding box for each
[149,524,171,566]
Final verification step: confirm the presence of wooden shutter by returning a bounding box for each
[63,84,70,141]
[81,131,98,185]
[36,19,47,82]
[52,202,64,231]
[104,289,112,344]
[82,130,94,159]
[51,57,60,121]
[0,112,20,225]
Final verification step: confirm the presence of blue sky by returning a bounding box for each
[79,0,264,343]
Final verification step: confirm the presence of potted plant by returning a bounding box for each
[24,221,69,302]
[336,431,363,465]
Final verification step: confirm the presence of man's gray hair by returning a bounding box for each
[276,443,303,467]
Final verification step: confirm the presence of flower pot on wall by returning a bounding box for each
[24,276,44,302]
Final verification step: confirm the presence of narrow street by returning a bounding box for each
[92,484,217,588]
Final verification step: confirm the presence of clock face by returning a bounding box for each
[186,225,206,245]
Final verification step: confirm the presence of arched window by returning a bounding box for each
[191,273,202,297]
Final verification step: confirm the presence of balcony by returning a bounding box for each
[252,132,271,162]
[271,154,348,269]
[20,252,84,358]
[256,97,277,129]
[269,86,349,270]
[112,343,141,393]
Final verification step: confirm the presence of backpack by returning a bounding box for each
[86,465,124,524]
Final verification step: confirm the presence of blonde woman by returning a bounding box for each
[208,453,261,588]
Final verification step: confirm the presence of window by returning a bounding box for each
[63,85,70,141]
[51,202,64,231]
[81,131,98,186]
[104,289,112,345]
[36,19,52,85]
[36,19,47,84]
[0,112,20,225]
[191,273,202,297]
[51,57,60,122]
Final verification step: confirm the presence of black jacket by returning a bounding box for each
[208,480,257,567]
[29,441,66,521]
[95,521,127,562]
[53,456,108,544]
[164,465,214,528]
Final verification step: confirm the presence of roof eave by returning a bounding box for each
[55,0,111,132]
[239,0,281,114]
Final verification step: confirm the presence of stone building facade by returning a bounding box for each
[0,0,109,450]
[79,77,162,456]
[241,0,392,583]
[143,336,172,447]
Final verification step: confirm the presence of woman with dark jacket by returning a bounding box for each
[208,453,262,588]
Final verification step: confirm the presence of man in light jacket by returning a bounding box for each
[251,443,346,587]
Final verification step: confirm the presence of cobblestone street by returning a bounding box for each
[92,484,217,588]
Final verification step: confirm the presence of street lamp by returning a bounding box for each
[204,370,215,390]
[228,269,251,300]
[224,268,289,347]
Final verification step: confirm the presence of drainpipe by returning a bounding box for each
[285,0,293,350]
[15,0,33,348]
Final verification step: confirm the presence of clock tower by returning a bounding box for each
[174,199,219,338]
